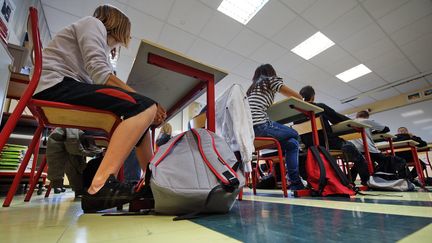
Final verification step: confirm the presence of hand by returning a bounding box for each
[153,104,167,126]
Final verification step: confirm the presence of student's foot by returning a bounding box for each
[289,182,305,191]
[81,175,135,213]
[54,187,66,194]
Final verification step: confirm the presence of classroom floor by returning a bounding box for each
[1,188,431,243]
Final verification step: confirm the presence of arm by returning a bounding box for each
[319,103,349,124]
[412,135,427,147]
[279,85,302,99]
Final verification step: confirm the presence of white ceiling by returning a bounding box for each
[41,0,432,141]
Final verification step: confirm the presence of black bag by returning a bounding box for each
[82,156,103,189]
[256,174,276,189]
[375,155,410,179]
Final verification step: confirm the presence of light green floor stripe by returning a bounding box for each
[243,195,432,218]
[398,223,432,243]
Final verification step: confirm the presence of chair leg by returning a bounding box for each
[276,147,288,197]
[25,155,47,202]
[45,183,52,198]
[252,164,257,195]
[3,126,43,207]
[28,138,40,188]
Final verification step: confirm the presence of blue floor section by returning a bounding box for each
[243,191,432,207]
[192,200,432,242]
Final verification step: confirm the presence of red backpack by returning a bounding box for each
[306,146,355,197]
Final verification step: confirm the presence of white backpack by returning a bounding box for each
[149,128,245,217]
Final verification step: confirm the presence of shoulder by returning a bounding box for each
[73,16,106,33]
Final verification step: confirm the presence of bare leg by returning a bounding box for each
[88,104,157,194]
[135,131,154,171]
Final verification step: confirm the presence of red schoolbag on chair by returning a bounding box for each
[306,146,355,197]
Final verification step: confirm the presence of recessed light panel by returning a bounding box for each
[413,118,432,125]
[291,32,335,60]
[401,109,424,117]
[217,0,269,25]
[336,64,372,82]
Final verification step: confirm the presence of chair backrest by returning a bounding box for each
[26,7,43,97]
[189,113,206,129]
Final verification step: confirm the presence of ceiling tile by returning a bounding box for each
[249,41,288,64]
[321,55,360,76]
[317,77,361,99]
[126,7,164,41]
[247,0,296,37]
[369,88,401,101]
[309,45,350,73]
[395,79,430,93]
[390,14,432,46]
[352,38,397,62]
[361,0,408,19]
[272,52,306,77]
[158,24,196,53]
[347,73,388,92]
[212,49,245,71]
[302,0,357,29]
[374,58,418,83]
[226,28,267,57]
[340,23,387,53]
[186,38,223,65]
[42,5,80,33]
[272,17,316,50]
[365,48,406,70]
[126,0,174,21]
[400,33,432,59]
[409,51,432,73]
[279,0,317,14]
[199,12,243,47]
[198,0,222,9]
[167,0,213,35]
[323,6,373,42]
[377,0,432,34]
[42,0,100,18]
[232,59,260,79]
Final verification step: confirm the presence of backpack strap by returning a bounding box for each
[151,132,186,167]
[317,146,352,187]
[309,146,327,194]
[191,129,239,189]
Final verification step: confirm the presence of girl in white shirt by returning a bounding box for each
[33,5,166,213]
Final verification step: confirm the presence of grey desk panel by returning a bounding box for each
[267,97,323,124]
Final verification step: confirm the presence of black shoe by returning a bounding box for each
[133,179,153,199]
[81,175,135,213]
[54,187,66,194]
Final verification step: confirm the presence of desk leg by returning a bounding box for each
[308,111,319,146]
[206,76,215,132]
[388,139,395,156]
[410,146,425,188]
[360,128,374,174]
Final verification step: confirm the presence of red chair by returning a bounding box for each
[0,7,122,207]
[252,137,288,197]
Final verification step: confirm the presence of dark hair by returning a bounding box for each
[246,64,277,96]
[356,110,369,119]
[299,85,315,101]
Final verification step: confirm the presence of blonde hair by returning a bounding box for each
[93,5,131,47]
[160,123,172,135]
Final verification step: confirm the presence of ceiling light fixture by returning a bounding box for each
[291,32,335,60]
[413,118,432,125]
[422,125,432,130]
[217,0,269,25]
[401,109,424,117]
[336,64,372,82]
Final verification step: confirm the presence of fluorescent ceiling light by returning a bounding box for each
[422,125,432,130]
[336,64,372,82]
[401,109,424,117]
[413,118,432,125]
[217,0,269,25]
[291,32,335,60]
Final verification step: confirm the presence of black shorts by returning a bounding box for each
[33,77,157,120]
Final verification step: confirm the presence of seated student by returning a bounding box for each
[247,64,304,190]
[299,85,370,185]
[393,127,428,180]
[350,111,408,178]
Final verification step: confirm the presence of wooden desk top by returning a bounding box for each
[7,72,29,99]
[372,133,396,141]
[376,140,419,150]
[331,120,371,134]
[127,39,228,120]
[267,97,323,124]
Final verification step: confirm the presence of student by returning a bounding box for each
[299,86,370,185]
[32,5,166,212]
[393,127,428,180]
[247,64,304,190]
[350,111,408,178]
[156,123,172,147]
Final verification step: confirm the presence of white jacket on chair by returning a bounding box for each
[215,84,255,172]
